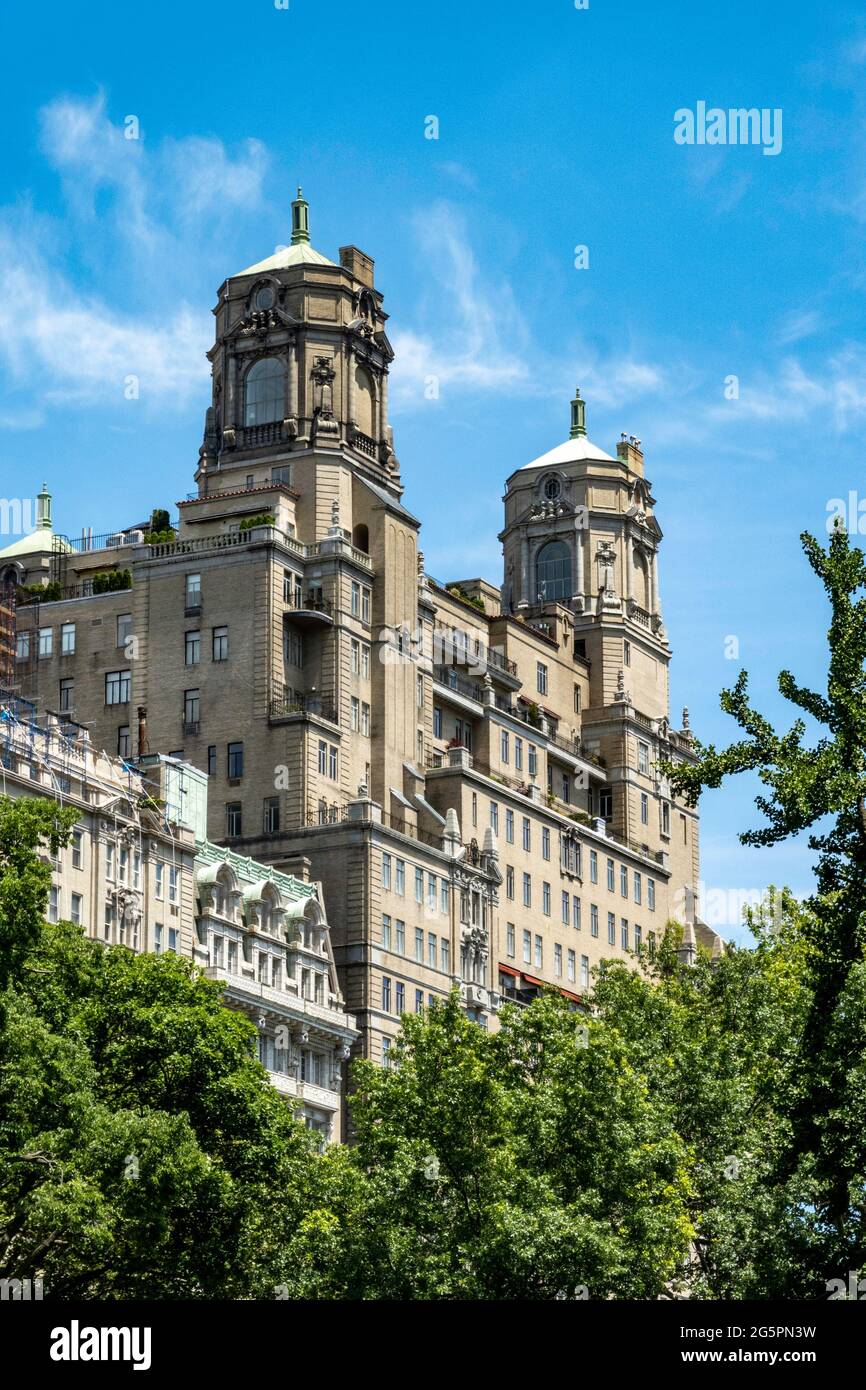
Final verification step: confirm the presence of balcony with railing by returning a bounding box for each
[270,683,337,724]
[283,593,334,627]
[432,665,485,705]
[433,628,518,680]
[349,427,378,459]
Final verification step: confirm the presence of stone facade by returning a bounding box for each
[3,191,722,1070]
[0,695,357,1142]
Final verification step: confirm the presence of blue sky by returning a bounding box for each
[2,0,865,941]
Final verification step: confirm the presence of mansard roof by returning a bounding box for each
[232,242,336,278]
[518,435,617,473]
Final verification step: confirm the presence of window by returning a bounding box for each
[536,662,548,695]
[317,740,326,775]
[620,865,628,898]
[648,879,656,912]
[183,689,200,726]
[589,850,598,884]
[661,801,671,836]
[573,895,581,931]
[329,745,338,780]
[15,631,29,661]
[415,989,424,1014]
[361,643,370,678]
[362,588,371,624]
[621,919,629,950]
[263,797,280,833]
[117,726,131,758]
[106,670,131,705]
[607,912,616,945]
[106,842,115,880]
[284,628,302,666]
[506,866,514,899]
[561,773,570,804]
[168,866,178,904]
[624,639,631,667]
[490,801,499,833]
[522,817,531,852]
[641,792,649,825]
[590,904,599,937]
[599,787,613,820]
[522,872,531,908]
[396,859,406,895]
[48,885,59,923]
[60,622,75,655]
[505,809,514,843]
[351,581,360,617]
[59,678,74,712]
[507,922,515,957]
[38,627,52,658]
[427,874,437,911]
[69,892,82,924]
[580,954,590,989]
[441,881,449,914]
[515,736,523,771]
[634,873,642,905]
[417,672,424,709]
[185,573,201,609]
[272,464,290,486]
[573,684,582,713]
[258,953,269,985]
[415,927,424,963]
[542,826,550,860]
[536,540,571,603]
[362,703,370,736]
[382,852,392,890]
[561,891,570,925]
[500,729,509,764]
[522,929,531,964]
[70,831,83,870]
[534,934,543,968]
[227,742,244,779]
[441,939,450,973]
[154,923,163,954]
[634,924,642,949]
[396,920,405,954]
[428,932,437,968]
[567,948,576,982]
[638,741,649,775]
[681,813,688,844]
[554,942,562,977]
[350,697,360,733]
[155,862,164,899]
[415,867,424,903]
[244,357,284,426]
[381,1038,392,1069]
[528,744,537,777]
[212,626,229,661]
[396,982,405,1014]
[381,976,392,1013]
[350,638,360,674]
[207,745,217,776]
[606,858,615,892]
[226,802,242,837]
[185,630,200,665]
[542,882,551,916]
[433,706,442,739]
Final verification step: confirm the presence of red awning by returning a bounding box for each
[498,963,520,978]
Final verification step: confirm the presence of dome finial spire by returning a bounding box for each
[569,386,586,439]
[291,186,310,245]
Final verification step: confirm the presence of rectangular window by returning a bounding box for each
[607,912,616,946]
[396,920,405,954]
[542,881,551,916]
[185,630,200,665]
[522,817,531,852]
[381,1038,391,1069]
[638,740,649,775]
[227,741,244,778]
[417,672,424,709]
[329,745,338,780]
[60,622,75,655]
[428,932,437,968]
[362,588,371,624]
[38,627,53,658]
[590,904,599,938]
[226,802,242,837]
[15,631,30,661]
[514,736,523,771]
[581,954,590,989]
[427,874,437,911]
[634,872,642,905]
[361,703,370,736]
[440,881,449,914]
[648,879,656,911]
[620,864,628,898]
[534,934,543,968]
[415,989,424,1014]
[396,859,405,895]
[381,977,392,1013]
[522,929,531,964]
[641,792,649,825]
[263,796,280,833]
[396,982,405,1014]
[59,678,74,712]
[361,643,370,677]
[382,852,392,890]
[183,688,200,725]
[536,661,548,695]
[155,862,164,899]
[71,831,83,870]
[207,744,217,776]
[318,740,326,775]
[506,866,514,899]
[505,809,514,844]
[106,670,131,705]
[624,639,631,667]
[415,927,424,963]
[589,850,598,884]
[441,939,450,973]
[433,706,442,739]
[168,866,178,904]
[212,626,229,661]
[185,573,201,608]
[554,942,562,977]
[634,924,642,949]
[606,858,615,892]
[106,842,115,880]
[490,801,499,833]
[573,684,581,713]
[117,726,131,758]
[70,892,82,924]
[621,919,629,950]
[661,801,671,836]
[350,697,360,732]
[415,867,423,903]
[567,948,576,983]
[284,628,303,667]
[500,729,509,764]
[507,922,515,957]
[522,872,531,908]
[154,923,163,954]
[350,638,360,674]
[48,885,59,923]
[561,891,570,925]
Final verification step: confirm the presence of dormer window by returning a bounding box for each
[244,357,284,426]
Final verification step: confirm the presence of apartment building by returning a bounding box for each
[2,190,721,1063]
[0,695,357,1140]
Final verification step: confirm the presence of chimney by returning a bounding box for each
[616,435,644,475]
[339,245,375,288]
[137,706,149,757]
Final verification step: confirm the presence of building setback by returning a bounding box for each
[2,191,722,1065]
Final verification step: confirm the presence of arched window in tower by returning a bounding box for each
[244,358,284,427]
[634,549,651,610]
[536,540,572,603]
[354,365,375,438]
